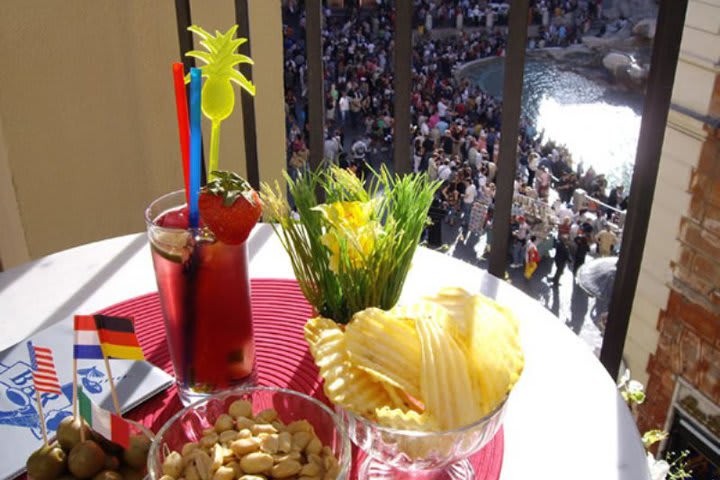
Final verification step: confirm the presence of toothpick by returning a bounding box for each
[102,355,122,415]
[74,358,86,442]
[72,358,78,418]
[34,389,48,447]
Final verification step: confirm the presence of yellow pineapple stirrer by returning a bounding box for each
[186,25,256,180]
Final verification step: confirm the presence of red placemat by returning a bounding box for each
[97,278,504,479]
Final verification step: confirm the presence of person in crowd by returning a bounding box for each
[323,132,342,166]
[461,177,477,228]
[442,181,461,226]
[525,235,541,280]
[550,235,570,286]
[527,151,539,188]
[511,215,530,268]
[351,136,369,178]
[606,184,625,218]
[573,231,590,275]
[338,92,350,126]
[558,216,572,238]
[596,226,618,257]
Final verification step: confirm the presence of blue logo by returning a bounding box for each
[0,361,107,440]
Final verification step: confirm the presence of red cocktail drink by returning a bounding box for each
[146,190,255,405]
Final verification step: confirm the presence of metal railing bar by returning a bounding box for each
[235,0,260,190]
[393,0,413,175]
[600,0,689,379]
[305,0,325,171]
[488,0,530,278]
[173,0,206,184]
[174,0,195,73]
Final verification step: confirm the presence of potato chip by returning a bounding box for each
[466,295,524,408]
[344,308,422,399]
[305,285,524,434]
[423,288,524,415]
[415,313,484,431]
[422,287,475,337]
[391,300,457,336]
[304,317,402,417]
[374,406,437,431]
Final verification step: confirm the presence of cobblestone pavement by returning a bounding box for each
[436,221,604,357]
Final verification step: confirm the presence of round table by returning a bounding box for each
[0,225,650,480]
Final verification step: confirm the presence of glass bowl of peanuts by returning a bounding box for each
[147,386,351,480]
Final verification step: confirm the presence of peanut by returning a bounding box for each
[252,423,278,435]
[182,442,200,457]
[230,437,260,456]
[287,420,313,433]
[239,452,274,474]
[305,437,322,455]
[228,399,253,418]
[200,432,219,449]
[211,466,234,480]
[235,416,255,431]
[300,462,322,476]
[260,433,279,454]
[278,431,292,453]
[255,408,278,423]
[162,451,183,478]
[219,430,238,444]
[292,431,312,451]
[214,414,234,433]
[271,459,302,478]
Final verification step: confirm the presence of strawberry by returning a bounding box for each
[198,171,262,245]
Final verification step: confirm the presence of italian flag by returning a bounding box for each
[78,388,130,449]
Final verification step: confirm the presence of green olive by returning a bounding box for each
[92,470,123,480]
[122,435,150,470]
[26,445,66,480]
[103,455,120,471]
[68,441,106,479]
[57,416,92,452]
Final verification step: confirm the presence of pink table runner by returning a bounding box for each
[97,279,504,479]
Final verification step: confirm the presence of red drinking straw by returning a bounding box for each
[172,63,191,204]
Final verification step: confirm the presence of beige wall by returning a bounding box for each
[0,0,285,267]
[625,0,719,385]
[249,1,288,189]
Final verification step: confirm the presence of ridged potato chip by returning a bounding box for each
[374,406,437,431]
[415,313,484,430]
[344,308,422,399]
[304,317,402,417]
[425,288,524,415]
[304,286,524,434]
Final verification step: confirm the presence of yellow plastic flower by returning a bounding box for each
[313,200,374,231]
[314,201,378,273]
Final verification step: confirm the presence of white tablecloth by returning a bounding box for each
[0,224,650,480]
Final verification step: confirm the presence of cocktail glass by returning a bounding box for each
[145,190,255,405]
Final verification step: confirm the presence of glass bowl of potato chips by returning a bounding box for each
[344,397,507,478]
[304,287,525,479]
[147,386,351,479]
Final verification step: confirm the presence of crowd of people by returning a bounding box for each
[281,0,624,277]
[282,0,604,162]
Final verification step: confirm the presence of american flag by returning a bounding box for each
[27,341,63,395]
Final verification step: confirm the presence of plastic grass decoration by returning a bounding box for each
[186,25,255,179]
[262,167,440,324]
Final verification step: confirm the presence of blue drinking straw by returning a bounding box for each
[189,67,202,229]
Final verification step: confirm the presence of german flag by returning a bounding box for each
[94,315,145,361]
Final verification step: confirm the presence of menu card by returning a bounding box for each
[0,317,174,479]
